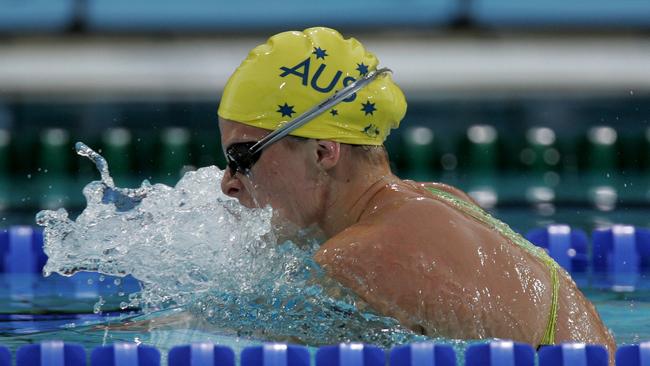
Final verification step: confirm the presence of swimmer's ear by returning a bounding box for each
[315,140,341,170]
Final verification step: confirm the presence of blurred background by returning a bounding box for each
[1,0,649,228]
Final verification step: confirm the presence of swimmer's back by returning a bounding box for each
[317,181,553,343]
[315,179,615,363]
[418,181,616,361]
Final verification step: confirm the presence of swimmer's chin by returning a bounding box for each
[271,213,325,246]
[234,197,256,208]
[230,198,322,243]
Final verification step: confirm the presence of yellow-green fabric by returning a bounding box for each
[218,27,407,145]
[424,186,559,345]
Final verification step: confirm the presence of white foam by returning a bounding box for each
[37,162,275,310]
[35,143,420,346]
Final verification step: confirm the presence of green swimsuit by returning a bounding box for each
[425,186,559,345]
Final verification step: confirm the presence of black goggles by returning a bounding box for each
[223,67,391,176]
[225,141,263,175]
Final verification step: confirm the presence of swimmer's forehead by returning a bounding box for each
[219,118,271,150]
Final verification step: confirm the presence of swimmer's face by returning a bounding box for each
[219,118,325,227]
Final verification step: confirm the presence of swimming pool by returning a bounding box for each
[1,204,649,364]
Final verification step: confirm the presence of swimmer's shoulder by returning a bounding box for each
[409,181,479,206]
[313,195,480,314]
[357,179,478,219]
[315,191,468,260]
[314,180,480,266]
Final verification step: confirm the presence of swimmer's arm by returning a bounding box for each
[306,269,373,312]
[314,228,423,332]
[313,213,454,335]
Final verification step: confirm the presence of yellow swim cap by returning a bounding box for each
[218,27,407,146]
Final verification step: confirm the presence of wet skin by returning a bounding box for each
[219,118,616,362]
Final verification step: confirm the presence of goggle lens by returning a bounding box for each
[225,141,262,175]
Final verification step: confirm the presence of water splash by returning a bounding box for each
[35,143,423,346]
[37,143,276,310]
[75,142,115,188]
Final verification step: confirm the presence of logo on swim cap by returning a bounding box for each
[279,49,358,101]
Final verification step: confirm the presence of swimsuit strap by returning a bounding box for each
[424,186,559,345]
[540,264,559,345]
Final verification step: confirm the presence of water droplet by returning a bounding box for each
[93,297,105,314]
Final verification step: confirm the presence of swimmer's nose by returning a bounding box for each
[221,168,242,198]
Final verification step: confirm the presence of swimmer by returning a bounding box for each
[217,27,616,361]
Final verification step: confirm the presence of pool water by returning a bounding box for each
[0,286,648,362]
[2,205,649,361]
[590,291,650,344]
[3,143,650,362]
